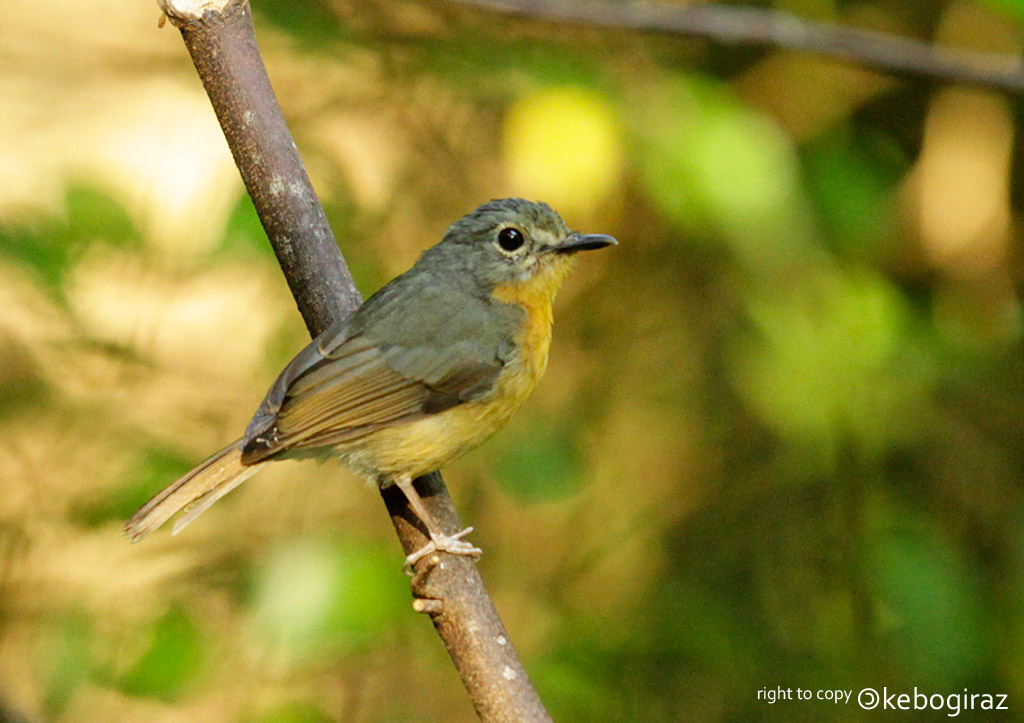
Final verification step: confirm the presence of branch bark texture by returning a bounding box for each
[157,1,550,720]
[456,0,1024,96]
[159,0,360,335]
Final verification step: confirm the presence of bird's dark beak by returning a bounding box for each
[553,233,618,254]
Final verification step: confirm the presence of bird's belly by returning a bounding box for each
[335,340,546,484]
[336,394,515,483]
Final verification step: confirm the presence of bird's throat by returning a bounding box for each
[491,255,573,384]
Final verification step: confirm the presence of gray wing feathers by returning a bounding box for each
[240,311,507,464]
[384,340,501,391]
[242,320,354,441]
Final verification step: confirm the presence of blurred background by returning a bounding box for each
[1,0,1023,720]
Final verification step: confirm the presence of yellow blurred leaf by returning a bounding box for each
[503,86,623,218]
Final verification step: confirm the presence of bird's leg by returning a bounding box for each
[392,474,482,569]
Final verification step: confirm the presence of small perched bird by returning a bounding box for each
[124,198,616,566]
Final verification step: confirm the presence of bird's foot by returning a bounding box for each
[404,526,482,571]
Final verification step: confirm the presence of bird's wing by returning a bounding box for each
[239,325,504,464]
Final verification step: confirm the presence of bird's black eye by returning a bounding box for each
[497,227,525,253]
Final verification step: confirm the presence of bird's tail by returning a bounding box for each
[123,440,264,542]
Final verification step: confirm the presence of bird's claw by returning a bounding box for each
[404,527,482,572]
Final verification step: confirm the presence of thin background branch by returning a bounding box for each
[454,0,1024,95]
[155,0,551,721]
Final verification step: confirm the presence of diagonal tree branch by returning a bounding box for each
[453,0,1024,96]
[155,1,550,720]
[157,0,361,337]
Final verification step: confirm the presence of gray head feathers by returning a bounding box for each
[441,198,569,246]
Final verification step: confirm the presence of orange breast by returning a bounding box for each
[491,255,573,395]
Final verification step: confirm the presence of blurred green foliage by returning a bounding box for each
[802,129,902,257]
[864,500,991,687]
[38,614,92,717]
[491,418,584,502]
[248,537,406,660]
[245,702,335,723]
[119,606,205,700]
[634,76,815,271]
[0,184,141,295]
[984,0,1024,22]
[255,0,348,46]
[2,0,1024,722]
[75,447,197,527]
